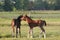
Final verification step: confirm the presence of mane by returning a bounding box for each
[26,15,32,21]
[17,15,23,20]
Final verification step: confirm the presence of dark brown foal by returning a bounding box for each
[11,15,23,38]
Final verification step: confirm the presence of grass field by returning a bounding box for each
[0,11,60,40]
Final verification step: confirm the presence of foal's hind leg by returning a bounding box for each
[11,22,15,37]
[39,27,46,38]
[39,30,43,38]
[11,25,15,37]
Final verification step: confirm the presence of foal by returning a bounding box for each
[22,15,46,38]
[11,15,23,38]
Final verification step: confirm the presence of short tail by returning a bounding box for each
[43,20,46,26]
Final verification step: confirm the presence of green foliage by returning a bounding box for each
[34,0,44,9]
[55,0,60,10]
[0,2,4,11]
[3,0,14,11]
[23,0,29,10]
[34,0,56,10]
[14,0,22,10]
[14,0,29,10]
[0,0,60,11]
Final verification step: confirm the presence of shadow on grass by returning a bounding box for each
[0,34,27,38]
[33,33,59,38]
[0,33,59,38]
[0,34,13,38]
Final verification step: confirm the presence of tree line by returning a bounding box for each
[0,0,60,11]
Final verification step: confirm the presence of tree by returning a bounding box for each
[55,0,60,10]
[13,0,29,10]
[34,0,45,10]
[23,0,29,10]
[0,2,4,11]
[3,0,13,11]
[13,0,22,10]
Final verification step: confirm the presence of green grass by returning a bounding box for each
[0,26,60,40]
[0,18,60,40]
[0,11,60,40]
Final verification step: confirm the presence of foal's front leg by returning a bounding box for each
[30,28,33,38]
[16,27,18,38]
[28,28,33,38]
[19,28,21,37]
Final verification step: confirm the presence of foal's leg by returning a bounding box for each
[12,26,15,37]
[39,30,43,38]
[19,28,21,37]
[16,27,18,38]
[27,30,30,38]
[40,27,46,38]
[28,28,33,38]
[11,21,15,37]
[43,31,46,39]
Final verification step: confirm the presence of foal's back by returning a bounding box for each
[28,20,46,27]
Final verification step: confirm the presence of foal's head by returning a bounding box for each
[22,14,27,21]
[17,15,23,21]
[22,14,33,23]
[22,14,31,20]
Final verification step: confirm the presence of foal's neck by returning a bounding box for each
[26,17,33,23]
